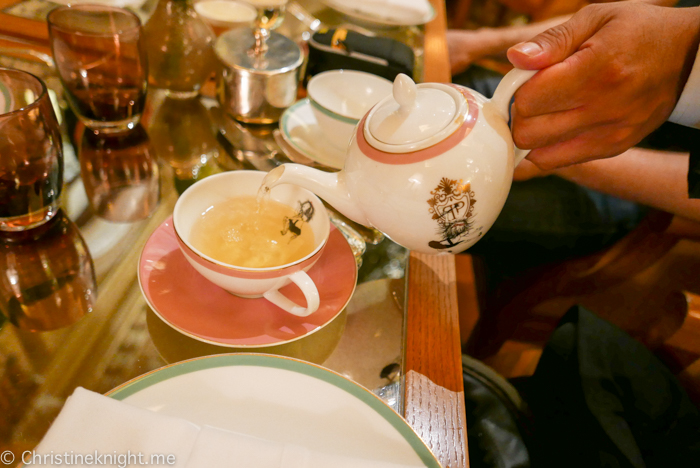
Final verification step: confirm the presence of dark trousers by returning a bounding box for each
[464,307,700,468]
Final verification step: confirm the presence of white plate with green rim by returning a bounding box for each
[107,354,441,467]
[279,99,346,170]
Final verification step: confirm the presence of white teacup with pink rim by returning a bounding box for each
[173,170,330,317]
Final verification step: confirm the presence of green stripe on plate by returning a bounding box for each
[309,98,359,125]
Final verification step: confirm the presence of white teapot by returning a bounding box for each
[264,68,536,254]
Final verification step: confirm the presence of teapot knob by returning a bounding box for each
[393,73,417,113]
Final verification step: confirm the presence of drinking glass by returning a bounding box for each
[249,0,288,31]
[79,124,160,222]
[0,67,63,231]
[247,0,288,53]
[48,5,148,133]
[143,0,217,98]
[0,210,96,331]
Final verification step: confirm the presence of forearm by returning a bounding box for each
[480,15,575,54]
[634,0,680,7]
[554,147,700,221]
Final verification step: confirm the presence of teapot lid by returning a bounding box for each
[364,74,468,153]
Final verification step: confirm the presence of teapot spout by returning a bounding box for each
[264,164,370,227]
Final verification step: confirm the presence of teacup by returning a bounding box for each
[306,70,392,150]
[173,170,330,317]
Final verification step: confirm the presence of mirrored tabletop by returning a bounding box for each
[0,1,468,466]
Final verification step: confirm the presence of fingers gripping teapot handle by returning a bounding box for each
[489,68,538,165]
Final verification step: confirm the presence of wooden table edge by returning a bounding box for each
[402,1,470,467]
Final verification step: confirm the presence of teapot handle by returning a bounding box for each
[490,68,537,120]
[489,68,538,165]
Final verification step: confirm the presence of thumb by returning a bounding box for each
[506,6,607,70]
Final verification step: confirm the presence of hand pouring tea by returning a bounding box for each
[263,68,536,254]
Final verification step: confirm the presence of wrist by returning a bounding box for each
[551,161,589,181]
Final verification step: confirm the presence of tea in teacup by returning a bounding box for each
[189,195,315,268]
[173,170,330,316]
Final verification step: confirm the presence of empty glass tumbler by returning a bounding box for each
[48,5,148,133]
[0,68,63,231]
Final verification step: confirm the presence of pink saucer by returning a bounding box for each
[138,217,357,347]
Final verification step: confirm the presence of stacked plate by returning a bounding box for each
[108,354,442,467]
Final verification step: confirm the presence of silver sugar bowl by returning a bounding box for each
[214,2,302,124]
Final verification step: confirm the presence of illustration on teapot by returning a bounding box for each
[428,178,478,250]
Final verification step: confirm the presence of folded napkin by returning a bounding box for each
[332,0,431,23]
[35,387,199,467]
[34,388,427,468]
[49,0,150,9]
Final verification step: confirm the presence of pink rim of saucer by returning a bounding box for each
[357,86,479,165]
[138,217,357,347]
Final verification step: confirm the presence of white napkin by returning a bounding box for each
[34,388,427,468]
[34,387,199,467]
[49,0,149,9]
[338,0,432,24]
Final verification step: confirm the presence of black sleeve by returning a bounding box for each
[689,143,700,198]
[638,122,700,198]
[675,0,700,7]
[673,0,700,195]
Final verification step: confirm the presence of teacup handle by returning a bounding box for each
[263,270,320,317]
[489,68,538,166]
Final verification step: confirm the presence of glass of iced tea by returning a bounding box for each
[48,5,148,133]
[0,68,63,231]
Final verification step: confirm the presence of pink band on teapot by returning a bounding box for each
[357,86,479,165]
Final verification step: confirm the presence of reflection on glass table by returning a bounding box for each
[0,0,429,456]
[0,86,409,455]
[146,93,226,194]
[0,210,96,331]
[79,124,161,223]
